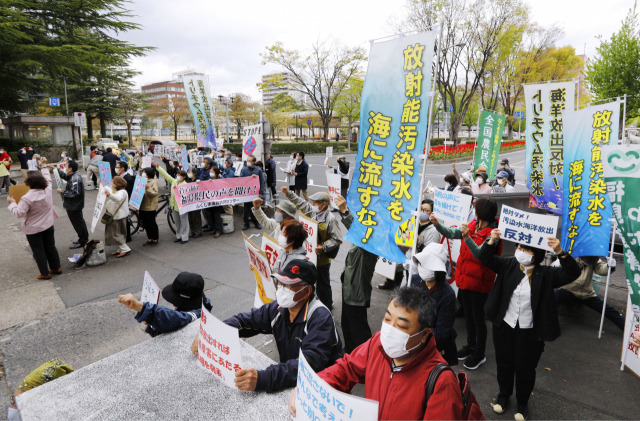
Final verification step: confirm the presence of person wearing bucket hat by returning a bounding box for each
[493,170,515,193]
[451,162,472,187]
[118,272,212,337]
[281,187,342,309]
[191,259,343,393]
[472,171,492,194]
[411,243,458,366]
[251,196,297,239]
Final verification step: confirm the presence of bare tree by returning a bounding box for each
[148,96,190,141]
[115,88,147,146]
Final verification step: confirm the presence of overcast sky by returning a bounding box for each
[124,0,633,100]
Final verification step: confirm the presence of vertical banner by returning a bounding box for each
[242,124,263,162]
[182,75,217,149]
[561,102,620,256]
[326,171,341,209]
[180,145,189,170]
[140,271,161,305]
[474,109,506,176]
[129,175,147,211]
[197,307,243,388]
[242,233,276,308]
[153,145,164,157]
[524,81,576,214]
[53,168,64,190]
[298,213,318,267]
[27,159,38,171]
[90,184,107,233]
[98,161,112,186]
[141,155,152,169]
[324,146,333,165]
[345,31,435,263]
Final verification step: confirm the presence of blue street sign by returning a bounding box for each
[514,111,525,121]
[449,104,453,111]
[307,119,311,126]
[49,97,60,107]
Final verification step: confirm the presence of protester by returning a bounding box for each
[8,359,73,421]
[289,287,464,420]
[240,155,265,231]
[282,187,342,309]
[86,150,103,190]
[293,151,309,201]
[190,259,343,393]
[160,155,179,187]
[102,147,118,177]
[222,158,235,178]
[207,167,224,238]
[103,176,131,258]
[140,167,159,246]
[251,197,297,239]
[499,158,516,186]
[7,158,62,280]
[270,220,309,273]
[472,171,492,194]
[452,162,472,188]
[479,229,580,421]
[0,146,11,194]
[185,168,203,238]
[444,173,460,192]
[59,151,72,163]
[265,153,277,202]
[493,170,515,193]
[115,161,135,242]
[335,155,350,198]
[54,161,88,249]
[18,146,36,182]
[154,162,189,243]
[285,152,297,190]
[118,272,212,337]
[555,256,624,330]
[431,196,502,370]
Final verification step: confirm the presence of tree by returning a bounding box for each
[229,93,258,141]
[586,2,640,120]
[334,75,364,149]
[114,88,147,146]
[148,96,190,141]
[261,93,302,140]
[262,40,366,141]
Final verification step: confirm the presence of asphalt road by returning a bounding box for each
[1,149,638,420]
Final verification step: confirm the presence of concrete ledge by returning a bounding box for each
[17,322,291,420]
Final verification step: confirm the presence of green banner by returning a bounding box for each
[602,145,640,319]
[474,109,506,176]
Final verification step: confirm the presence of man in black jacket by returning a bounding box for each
[102,148,118,177]
[55,161,88,249]
[336,155,350,198]
[293,151,309,201]
[115,161,135,242]
[265,153,277,203]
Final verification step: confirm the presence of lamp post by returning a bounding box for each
[218,95,235,142]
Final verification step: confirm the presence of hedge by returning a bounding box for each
[221,141,358,156]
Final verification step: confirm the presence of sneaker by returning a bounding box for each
[69,242,85,250]
[514,404,529,421]
[457,345,474,361]
[463,354,487,370]
[492,394,509,414]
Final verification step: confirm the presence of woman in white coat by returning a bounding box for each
[103,176,131,258]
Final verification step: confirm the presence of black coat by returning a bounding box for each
[122,172,135,198]
[479,240,581,342]
[294,160,308,190]
[102,153,118,176]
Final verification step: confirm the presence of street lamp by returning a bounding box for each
[218,95,235,142]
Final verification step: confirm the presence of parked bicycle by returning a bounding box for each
[127,193,176,235]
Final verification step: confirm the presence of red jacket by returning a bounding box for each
[0,152,11,169]
[318,331,463,421]
[456,219,502,294]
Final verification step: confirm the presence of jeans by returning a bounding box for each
[555,288,625,330]
[459,288,488,359]
[26,226,61,276]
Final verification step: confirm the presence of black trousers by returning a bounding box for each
[341,302,372,354]
[243,202,259,226]
[340,179,349,198]
[211,206,223,234]
[139,210,159,240]
[189,210,203,236]
[67,209,88,244]
[493,322,544,406]
[26,226,61,276]
[459,288,488,359]
[316,264,333,309]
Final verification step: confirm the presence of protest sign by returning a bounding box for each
[9,184,29,204]
[296,351,378,421]
[98,161,112,186]
[52,168,64,190]
[524,81,576,214]
[153,145,164,157]
[326,171,341,209]
[561,102,620,257]
[57,162,68,172]
[141,155,152,169]
[173,176,260,215]
[497,205,559,252]
[90,184,107,233]
[243,233,276,308]
[242,124,263,162]
[374,256,396,280]
[261,233,284,267]
[197,307,243,388]
[324,146,333,165]
[622,296,640,377]
[27,159,37,171]
[394,217,415,247]
[128,175,147,211]
[298,213,318,266]
[180,145,189,169]
[140,271,161,305]
[345,31,435,263]
[183,75,217,149]
[165,146,179,162]
[433,189,473,228]
[474,109,506,176]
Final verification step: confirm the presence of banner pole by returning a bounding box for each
[472,108,482,173]
[622,95,627,144]
[575,78,580,111]
[406,25,443,287]
[598,218,617,338]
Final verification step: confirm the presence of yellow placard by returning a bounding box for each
[9,184,30,204]
[394,216,416,247]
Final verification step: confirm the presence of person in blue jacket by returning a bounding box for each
[222,158,236,178]
[190,259,343,393]
[118,272,212,337]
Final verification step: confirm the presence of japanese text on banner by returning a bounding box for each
[243,233,275,308]
[173,176,260,215]
[474,109,506,176]
[197,307,243,388]
[497,205,559,252]
[140,271,160,305]
[433,189,473,228]
[183,75,217,149]
[128,175,147,211]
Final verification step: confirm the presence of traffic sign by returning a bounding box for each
[49,97,60,107]
[74,112,87,128]
[514,111,525,121]
[449,104,453,112]
[307,119,311,126]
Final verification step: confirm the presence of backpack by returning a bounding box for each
[76,240,106,267]
[426,363,485,420]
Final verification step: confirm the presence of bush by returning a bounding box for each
[0,136,77,162]
[222,141,358,156]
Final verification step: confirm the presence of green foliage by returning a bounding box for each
[223,141,358,156]
[0,136,55,153]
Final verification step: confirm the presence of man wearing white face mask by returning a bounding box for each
[289,287,464,420]
[191,259,342,393]
[471,171,492,194]
[493,170,515,193]
[251,197,297,239]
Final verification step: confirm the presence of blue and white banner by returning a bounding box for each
[183,75,218,150]
[561,101,620,257]
[129,175,147,211]
[345,31,435,263]
[180,145,189,170]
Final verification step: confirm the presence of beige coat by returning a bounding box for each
[140,178,159,211]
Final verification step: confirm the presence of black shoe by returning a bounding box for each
[202,225,211,230]
[181,240,189,244]
[377,279,395,290]
[254,223,262,229]
[126,237,132,243]
[514,403,529,421]
[203,227,213,232]
[69,242,85,250]
[173,238,182,243]
[242,224,250,230]
[492,394,509,414]
[457,345,474,360]
[463,354,487,370]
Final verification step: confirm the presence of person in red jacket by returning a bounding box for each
[431,196,502,370]
[288,287,464,421]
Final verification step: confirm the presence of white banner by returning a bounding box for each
[90,184,107,233]
[153,145,164,157]
[242,124,264,162]
[298,213,318,267]
[141,155,152,169]
[324,146,333,165]
[622,295,640,377]
[243,233,276,308]
[27,159,37,171]
[326,171,341,210]
[261,233,284,268]
[433,189,473,228]
[53,168,64,190]
[141,271,161,305]
[374,256,396,280]
[497,204,559,251]
[197,307,243,388]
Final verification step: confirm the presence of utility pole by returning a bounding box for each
[218,95,234,142]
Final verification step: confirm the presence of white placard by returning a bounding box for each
[497,204,559,251]
[622,295,640,377]
[433,189,473,228]
[74,112,87,128]
[27,159,37,171]
[298,213,318,267]
[243,233,276,308]
[326,171,341,209]
[197,307,243,388]
[374,256,396,280]
[261,233,284,268]
[153,145,164,157]
[141,155,152,169]
[324,146,333,165]
[295,351,378,421]
[90,184,107,233]
[53,168,64,190]
[140,271,160,305]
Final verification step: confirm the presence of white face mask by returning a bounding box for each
[274,211,284,223]
[276,284,306,308]
[142,174,148,179]
[380,322,426,359]
[418,212,429,222]
[499,178,507,186]
[277,234,288,248]
[177,176,184,182]
[311,204,321,213]
[515,249,534,266]
[460,177,465,184]
[209,172,215,178]
[475,177,483,184]
[187,172,193,179]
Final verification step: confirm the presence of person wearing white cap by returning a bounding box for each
[251,197,298,239]
[452,162,472,187]
[412,243,458,366]
[493,170,515,193]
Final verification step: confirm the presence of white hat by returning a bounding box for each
[461,172,472,183]
[412,243,448,274]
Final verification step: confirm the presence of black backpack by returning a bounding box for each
[425,363,485,420]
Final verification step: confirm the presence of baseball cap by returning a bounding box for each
[276,200,297,218]
[500,158,509,165]
[162,272,205,310]
[497,170,509,179]
[272,259,318,286]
